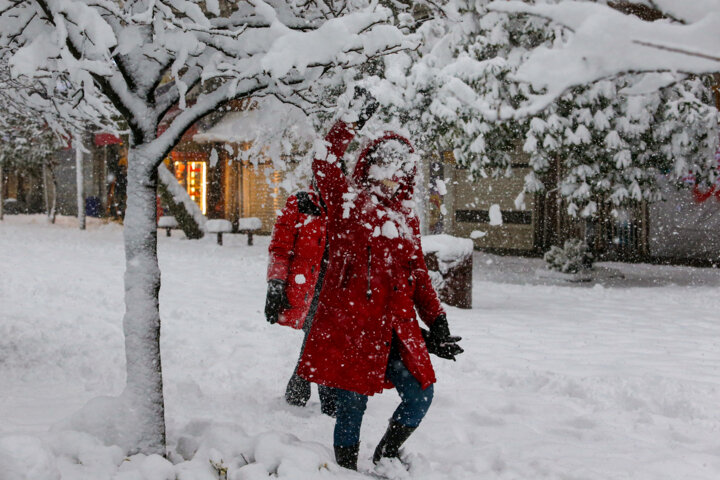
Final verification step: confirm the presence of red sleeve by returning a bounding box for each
[312,121,356,218]
[410,217,445,326]
[267,195,300,282]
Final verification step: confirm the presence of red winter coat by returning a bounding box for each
[267,190,327,329]
[297,121,445,396]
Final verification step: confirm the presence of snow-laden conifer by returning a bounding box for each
[370,0,719,218]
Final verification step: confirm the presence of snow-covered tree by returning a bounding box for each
[0,67,67,222]
[0,54,108,223]
[0,119,65,222]
[369,0,719,219]
[1,0,414,455]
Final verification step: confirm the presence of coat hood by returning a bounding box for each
[352,132,416,204]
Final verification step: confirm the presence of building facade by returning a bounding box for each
[436,149,720,263]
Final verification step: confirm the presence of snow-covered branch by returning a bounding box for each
[486,1,720,110]
[149,77,269,168]
[374,0,719,220]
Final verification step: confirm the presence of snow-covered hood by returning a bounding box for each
[352,132,416,204]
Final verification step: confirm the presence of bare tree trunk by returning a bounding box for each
[76,133,86,230]
[120,145,166,455]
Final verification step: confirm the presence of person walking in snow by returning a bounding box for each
[297,88,463,471]
[265,186,336,416]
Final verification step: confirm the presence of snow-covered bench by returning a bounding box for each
[206,219,233,246]
[158,215,178,237]
[237,217,262,246]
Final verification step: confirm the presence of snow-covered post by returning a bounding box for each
[75,133,85,230]
[48,160,58,224]
[42,161,49,218]
[422,234,474,308]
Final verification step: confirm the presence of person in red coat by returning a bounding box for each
[265,187,336,416]
[297,89,462,470]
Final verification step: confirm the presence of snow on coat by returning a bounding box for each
[298,121,445,396]
[267,191,327,329]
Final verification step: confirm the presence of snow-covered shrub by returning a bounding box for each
[544,239,593,274]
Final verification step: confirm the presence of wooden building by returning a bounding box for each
[432,150,654,261]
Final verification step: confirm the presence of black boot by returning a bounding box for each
[373,421,417,464]
[285,373,311,407]
[334,443,360,470]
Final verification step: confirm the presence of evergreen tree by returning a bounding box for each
[371,0,719,218]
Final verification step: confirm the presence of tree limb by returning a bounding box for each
[632,40,720,64]
[148,77,269,168]
[607,2,667,22]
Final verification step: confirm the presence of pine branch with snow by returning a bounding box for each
[485,0,720,112]
[368,0,719,218]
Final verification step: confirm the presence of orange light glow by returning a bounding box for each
[187,161,207,214]
[174,160,207,214]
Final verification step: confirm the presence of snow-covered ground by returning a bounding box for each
[1,215,720,480]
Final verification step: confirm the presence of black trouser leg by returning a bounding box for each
[319,384,337,417]
[285,320,312,406]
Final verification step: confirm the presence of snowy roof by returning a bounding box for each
[193,98,315,145]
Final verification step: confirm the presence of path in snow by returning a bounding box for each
[1,215,720,479]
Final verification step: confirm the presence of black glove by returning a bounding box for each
[422,314,463,361]
[353,86,378,130]
[265,279,289,324]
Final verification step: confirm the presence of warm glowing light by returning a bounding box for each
[187,161,207,214]
[172,159,207,215]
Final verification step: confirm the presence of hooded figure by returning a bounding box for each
[299,123,441,393]
[265,186,336,415]
[298,111,462,470]
[266,188,326,330]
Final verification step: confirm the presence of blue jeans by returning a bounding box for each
[333,346,434,447]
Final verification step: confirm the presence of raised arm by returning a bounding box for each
[312,88,378,218]
[311,121,356,218]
